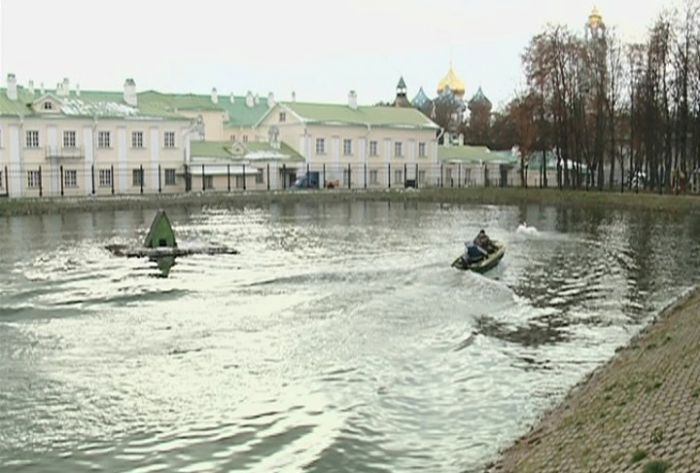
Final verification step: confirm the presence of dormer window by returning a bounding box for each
[279,112,286,123]
[43,102,53,110]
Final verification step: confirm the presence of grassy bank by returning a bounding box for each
[1,187,699,217]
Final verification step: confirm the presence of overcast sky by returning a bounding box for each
[0,0,676,110]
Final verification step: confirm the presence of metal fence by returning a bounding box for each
[0,162,520,199]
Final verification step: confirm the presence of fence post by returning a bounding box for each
[158,164,162,193]
[91,164,96,195]
[364,163,367,189]
[38,166,43,197]
[111,165,115,195]
[458,164,462,188]
[184,164,190,193]
[140,164,144,195]
[322,163,326,189]
[282,164,287,190]
[415,163,419,189]
[227,164,231,192]
[201,164,205,192]
[4,165,8,195]
[404,163,407,188]
[348,163,351,190]
[267,163,270,191]
[242,164,246,191]
[60,165,64,197]
[388,163,391,189]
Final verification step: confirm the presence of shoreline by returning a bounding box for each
[2,187,700,217]
[487,286,700,473]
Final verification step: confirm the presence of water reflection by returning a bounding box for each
[152,256,176,278]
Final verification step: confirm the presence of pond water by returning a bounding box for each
[1,201,699,472]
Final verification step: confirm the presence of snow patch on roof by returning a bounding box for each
[60,98,139,117]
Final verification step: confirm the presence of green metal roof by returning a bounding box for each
[438,145,516,164]
[279,102,439,129]
[191,140,304,162]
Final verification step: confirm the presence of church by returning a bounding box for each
[391,65,491,146]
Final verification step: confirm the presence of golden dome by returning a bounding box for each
[437,65,465,96]
[588,6,603,28]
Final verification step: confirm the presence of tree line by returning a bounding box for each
[480,2,700,192]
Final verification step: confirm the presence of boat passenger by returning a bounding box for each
[463,242,488,264]
[474,229,496,254]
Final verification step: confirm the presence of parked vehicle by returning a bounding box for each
[292,172,320,189]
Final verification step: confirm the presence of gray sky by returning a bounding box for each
[1,0,673,110]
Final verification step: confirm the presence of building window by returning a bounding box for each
[369,141,378,157]
[132,169,143,187]
[43,101,53,110]
[418,170,426,183]
[26,130,40,148]
[27,170,41,188]
[255,170,264,184]
[230,134,236,142]
[316,138,325,155]
[279,112,286,123]
[419,142,426,157]
[369,169,378,185]
[99,169,112,188]
[165,168,177,186]
[394,142,403,157]
[63,131,77,149]
[464,168,472,185]
[164,132,175,149]
[394,169,403,184]
[446,168,453,183]
[131,131,144,149]
[64,170,78,188]
[204,175,214,190]
[98,131,111,149]
[242,135,248,143]
[343,139,352,156]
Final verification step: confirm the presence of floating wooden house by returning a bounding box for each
[144,210,177,248]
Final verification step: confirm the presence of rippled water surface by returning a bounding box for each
[2,201,700,472]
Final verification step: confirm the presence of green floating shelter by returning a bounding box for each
[144,210,177,248]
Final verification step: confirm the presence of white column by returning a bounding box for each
[83,126,93,195]
[118,127,127,192]
[9,126,21,197]
[150,128,159,191]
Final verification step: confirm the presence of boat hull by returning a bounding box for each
[452,243,505,273]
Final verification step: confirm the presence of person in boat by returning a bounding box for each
[474,229,496,254]
[463,241,488,265]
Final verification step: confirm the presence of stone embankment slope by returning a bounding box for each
[489,289,700,473]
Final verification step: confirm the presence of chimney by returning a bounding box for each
[211,87,218,104]
[245,91,254,108]
[40,82,45,95]
[229,93,235,104]
[254,93,259,105]
[76,83,81,97]
[58,77,70,97]
[6,74,17,101]
[124,78,137,107]
[28,80,35,95]
[267,92,275,108]
[291,91,296,102]
[348,90,358,110]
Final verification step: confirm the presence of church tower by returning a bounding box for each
[585,6,606,42]
[393,76,411,108]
